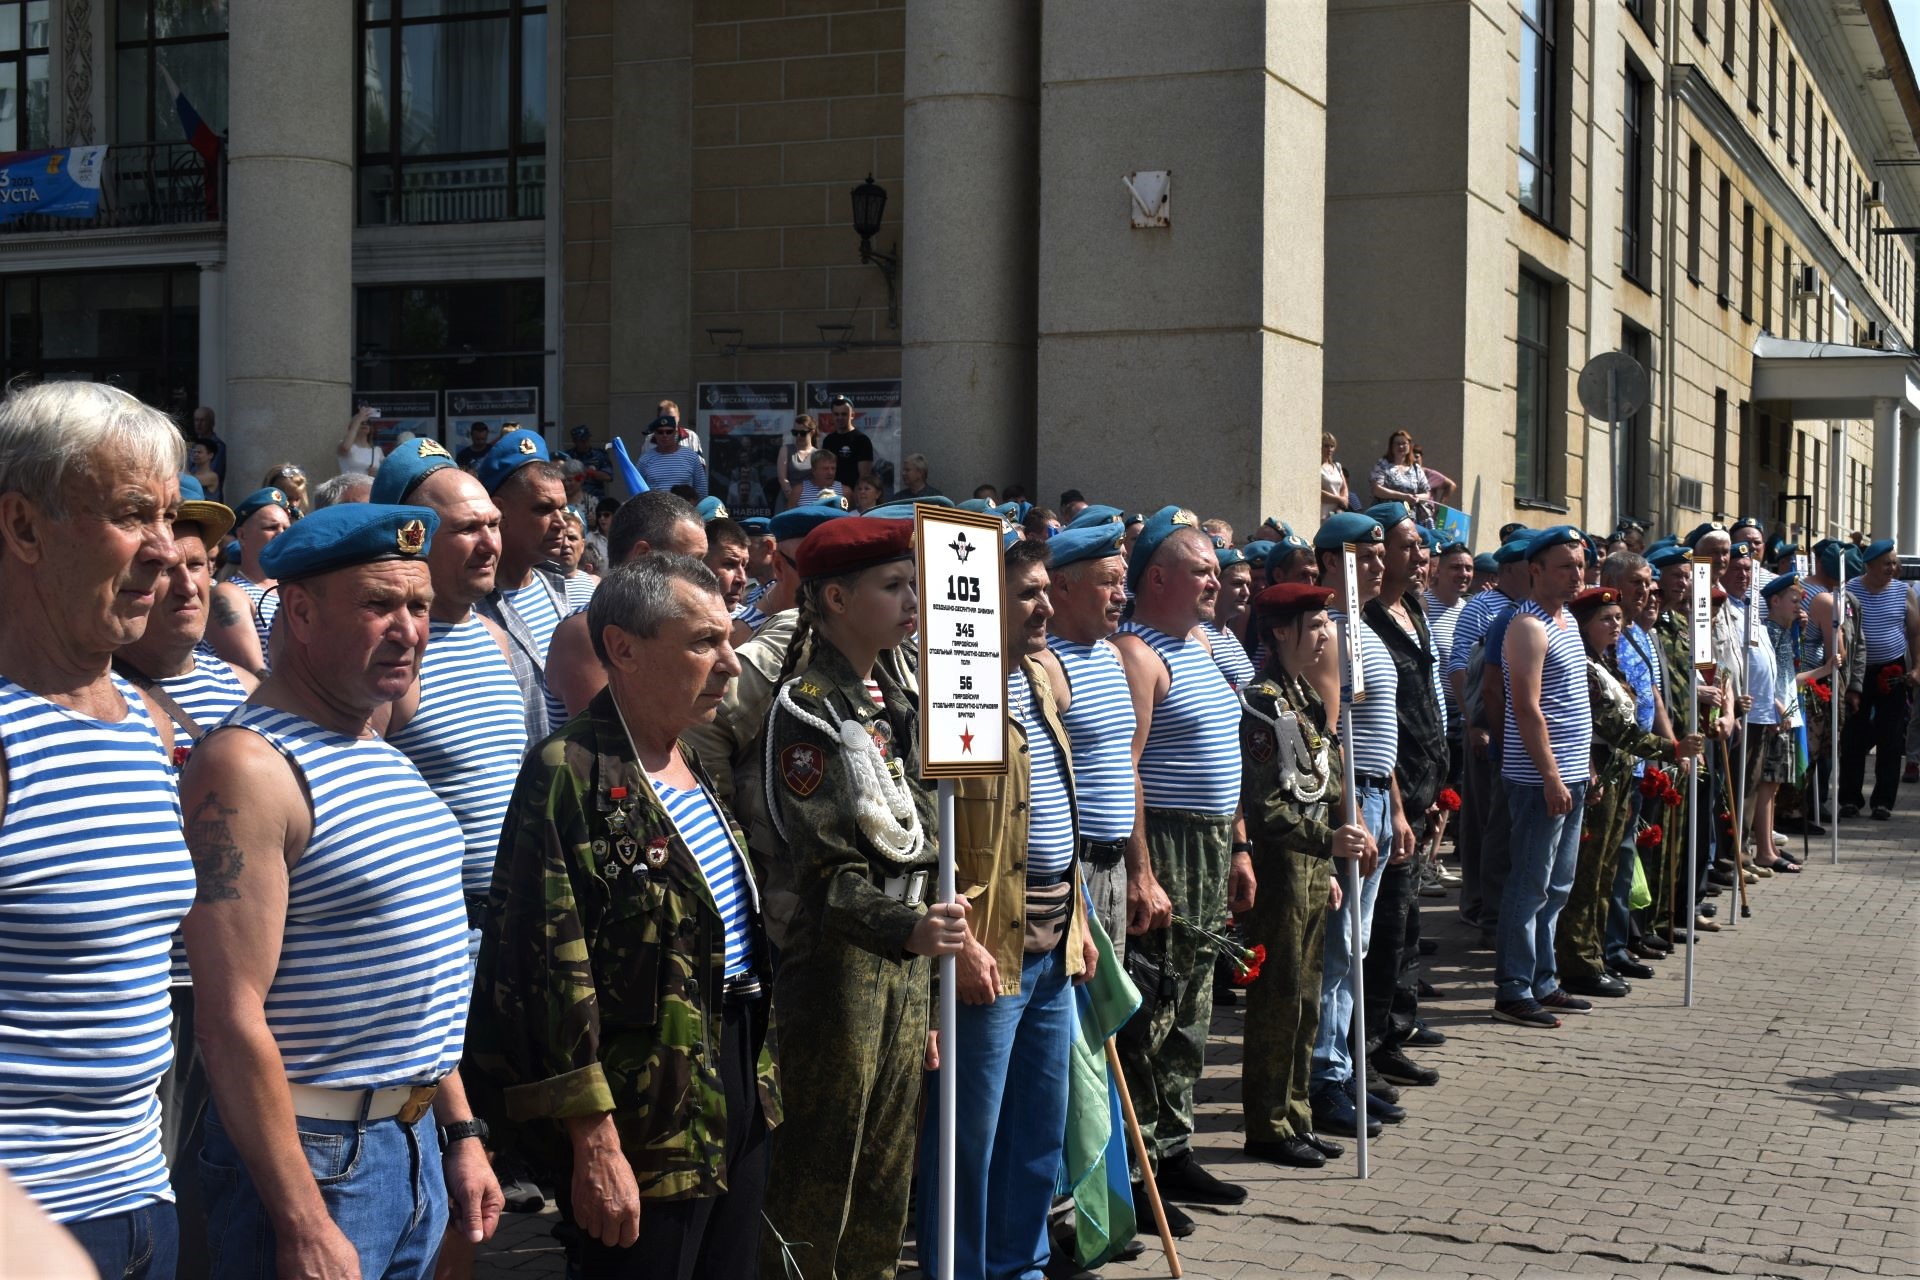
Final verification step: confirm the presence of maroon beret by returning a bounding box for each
[795,515,914,581]
[1253,582,1335,620]
[1568,586,1621,620]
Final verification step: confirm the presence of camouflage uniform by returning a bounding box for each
[758,638,938,1280]
[1237,666,1338,1145]
[1650,610,1693,938]
[464,689,780,1206]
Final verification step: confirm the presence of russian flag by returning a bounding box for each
[175,92,220,169]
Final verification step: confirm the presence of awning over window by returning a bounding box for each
[1749,334,1920,421]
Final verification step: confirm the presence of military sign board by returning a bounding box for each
[1341,546,1366,702]
[1689,554,1714,666]
[915,506,1009,778]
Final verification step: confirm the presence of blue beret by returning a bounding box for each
[1067,504,1124,530]
[1127,505,1204,593]
[768,504,847,542]
[1684,520,1728,547]
[1437,535,1470,556]
[1048,523,1125,570]
[956,498,993,514]
[1473,552,1498,574]
[864,502,916,521]
[1365,501,1413,531]
[233,486,295,528]
[1646,535,1679,553]
[1314,511,1384,552]
[1124,511,1146,528]
[370,438,457,505]
[1493,538,1533,566]
[739,516,771,537]
[696,496,730,522]
[1863,537,1897,563]
[1649,545,1691,570]
[1267,535,1312,572]
[1260,516,1294,538]
[1241,539,1276,565]
[1727,540,1752,561]
[992,502,1022,523]
[1813,539,1840,577]
[1526,524,1584,560]
[179,474,206,501]
[1002,528,1023,550]
[1417,525,1443,553]
[474,428,551,495]
[1761,572,1800,599]
[1845,546,1868,576]
[1497,523,1533,543]
[1216,546,1248,569]
[814,489,850,509]
[260,503,438,582]
[1729,516,1763,535]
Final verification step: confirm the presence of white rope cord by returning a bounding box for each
[1237,684,1331,803]
[764,677,924,864]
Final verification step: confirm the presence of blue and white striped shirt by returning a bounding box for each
[733,601,768,635]
[650,778,753,977]
[217,707,471,1088]
[1331,610,1399,779]
[231,574,278,666]
[0,676,195,1224]
[1118,622,1241,817]
[1424,591,1467,729]
[1501,601,1592,786]
[1048,636,1138,843]
[637,447,708,496]
[154,652,250,729]
[1447,588,1513,676]
[1009,668,1075,876]
[1847,578,1910,663]
[508,576,572,729]
[1201,623,1256,691]
[389,613,530,897]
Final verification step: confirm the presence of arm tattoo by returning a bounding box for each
[211,593,241,628]
[186,791,245,903]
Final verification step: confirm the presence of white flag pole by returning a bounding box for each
[1831,564,1845,866]
[1683,555,1710,1007]
[1338,545,1368,1179]
[1730,568,1757,928]
[936,779,956,1279]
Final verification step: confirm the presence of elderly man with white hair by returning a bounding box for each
[0,381,198,1279]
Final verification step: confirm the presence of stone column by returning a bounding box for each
[223,3,353,492]
[195,261,225,425]
[902,0,1040,493]
[1870,397,1900,542]
[1900,411,1920,555]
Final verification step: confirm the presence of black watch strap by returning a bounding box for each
[439,1117,489,1148]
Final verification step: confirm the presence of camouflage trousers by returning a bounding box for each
[760,934,929,1280]
[1240,848,1330,1143]
[1557,768,1633,982]
[1115,810,1231,1166]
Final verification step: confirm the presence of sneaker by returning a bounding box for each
[1436,867,1463,886]
[1131,1186,1195,1239]
[1311,1085,1383,1138]
[498,1164,546,1215]
[1406,1021,1448,1047]
[1538,989,1592,1015]
[1492,999,1561,1028]
[1373,1046,1441,1087]
[1154,1150,1247,1206]
[1418,877,1449,898]
[1871,806,1892,821]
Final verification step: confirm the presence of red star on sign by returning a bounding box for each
[959,728,974,754]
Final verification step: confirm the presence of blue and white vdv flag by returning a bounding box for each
[0,146,107,223]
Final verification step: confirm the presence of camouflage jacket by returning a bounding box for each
[1586,658,1675,789]
[465,689,780,1201]
[1656,609,1693,726]
[765,637,938,963]
[1240,665,1343,861]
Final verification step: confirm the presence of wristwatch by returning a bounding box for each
[439,1117,490,1150]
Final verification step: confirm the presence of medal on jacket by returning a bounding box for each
[644,837,671,870]
[615,836,639,867]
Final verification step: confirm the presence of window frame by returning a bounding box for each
[1745,0,1759,110]
[1518,0,1559,226]
[1716,172,1732,305]
[1740,200,1755,321]
[111,0,228,144]
[1622,61,1654,287]
[1686,142,1703,283]
[1766,24,1778,136]
[1515,270,1558,507]
[1785,58,1796,162]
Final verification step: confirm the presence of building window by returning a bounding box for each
[354,280,545,431]
[114,0,227,143]
[1745,0,1759,109]
[358,0,549,226]
[1519,0,1557,222]
[1516,270,1556,504]
[1786,59,1796,162]
[1819,114,1828,209]
[1623,64,1652,285]
[1713,388,1729,515]
[1693,0,1708,39]
[1687,142,1703,281]
[1,269,199,413]
[1721,0,1736,69]
[1740,201,1755,319]
[1767,25,1778,135]
[1804,89,1814,185]
[1716,173,1732,304]
[1761,222,1773,329]
[1621,319,1655,520]
[0,2,50,152]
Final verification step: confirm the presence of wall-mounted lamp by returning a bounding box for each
[850,174,899,330]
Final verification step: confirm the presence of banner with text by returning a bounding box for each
[806,378,903,498]
[917,507,1008,778]
[0,147,107,223]
[698,382,798,519]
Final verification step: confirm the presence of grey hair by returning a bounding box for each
[608,490,698,564]
[1599,550,1650,584]
[587,552,721,664]
[311,472,373,509]
[0,381,185,518]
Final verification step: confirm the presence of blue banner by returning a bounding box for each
[0,146,107,224]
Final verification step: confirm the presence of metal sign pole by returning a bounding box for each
[1730,571,1757,928]
[1683,555,1710,1007]
[1831,566,1845,866]
[936,779,957,1280]
[1338,544,1368,1180]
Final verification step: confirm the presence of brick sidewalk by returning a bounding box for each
[476,804,1920,1280]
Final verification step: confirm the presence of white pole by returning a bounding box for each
[1731,572,1756,929]
[1831,567,1845,866]
[1683,556,1707,1007]
[937,778,957,1278]
[1336,548,1368,1180]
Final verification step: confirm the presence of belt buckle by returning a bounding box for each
[397,1083,438,1125]
[905,870,927,908]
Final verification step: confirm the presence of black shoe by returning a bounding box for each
[1346,1077,1406,1124]
[1303,1131,1344,1158]
[1155,1150,1246,1206]
[1562,973,1630,998]
[1406,1021,1448,1047]
[1362,1067,1402,1105]
[1702,884,1723,898]
[1707,866,1737,887]
[1131,1188,1195,1239]
[1311,1086,1383,1138]
[1640,934,1672,953]
[1112,1238,1147,1263]
[1492,998,1561,1028]
[1245,1135,1326,1168]
[1871,806,1892,820]
[1539,989,1593,1015]
[1607,958,1656,980]
[1417,980,1447,999]
[1840,803,1862,819]
[1417,937,1438,956]
[1373,1046,1440,1087]
[1472,931,1496,951]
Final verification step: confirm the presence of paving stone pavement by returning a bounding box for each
[474,801,1920,1280]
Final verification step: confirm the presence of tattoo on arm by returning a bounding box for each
[211,593,241,628]
[186,791,245,902]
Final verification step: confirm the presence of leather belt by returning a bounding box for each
[723,972,765,1006]
[1079,837,1128,868]
[1356,772,1393,791]
[881,870,929,906]
[1025,869,1072,887]
[288,1081,439,1125]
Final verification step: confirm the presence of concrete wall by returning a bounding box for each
[561,0,616,441]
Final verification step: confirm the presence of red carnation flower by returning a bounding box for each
[1436,788,1462,813]
[1877,664,1907,696]
[1809,679,1832,705]
[1636,824,1663,849]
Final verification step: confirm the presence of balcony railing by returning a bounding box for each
[0,139,225,235]
[360,156,546,226]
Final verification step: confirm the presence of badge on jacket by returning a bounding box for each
[1249,727,1274,763]
[782,742,824,797]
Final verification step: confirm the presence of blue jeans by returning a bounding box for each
[915,944,1073,1280]
[1311,783,1390,1090]
[1497,779,1588,1004]
[67,1200,178,1280]
[1604,791,1644,966]
[199,1100,446,1280]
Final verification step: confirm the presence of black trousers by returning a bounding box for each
[1362,860,1419,1057]
[1840,662,1912,812]
[559,1000,771,1280]
[159,986,211,1280]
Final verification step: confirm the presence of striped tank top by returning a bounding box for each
[733,601,768,635]
[388,613,530,897]
[1847,578,1910,663]
[1047,636,1138,843]
[1501,600,1593,785]
[1330,610,1399,779]
[1425,592,1467,727]
[218,707,470,1088]
[231,573,278,664]
[1797,582,1829,670]
[1447,588,1512,676]
[650,777,754,977]
[0,676,195,1224]
[509,575,572,729]
[1201,623,1256,690]
[155,651,250,728]
[1009,668,1074,876]
[1117,621,1241,817]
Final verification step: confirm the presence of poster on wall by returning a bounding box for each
[697,382,798,519]
[350,391,439,455]
[806,379,902,499]
[447,387,541,450]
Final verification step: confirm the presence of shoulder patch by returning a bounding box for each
[1248,727,1275,763]
[797,679,826,699]
[781,741,825,797]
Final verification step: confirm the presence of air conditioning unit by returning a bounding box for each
[1867,180,1886,210]
[1794,264,1823,299]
